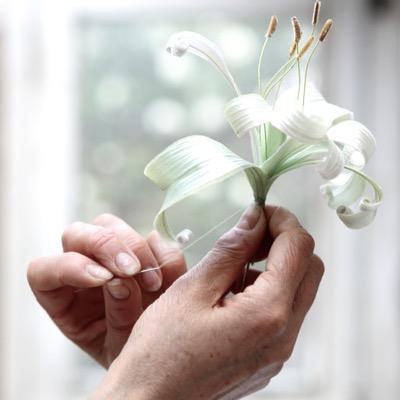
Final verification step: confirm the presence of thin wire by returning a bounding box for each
[138,207,246,275]
[240,262,251,292]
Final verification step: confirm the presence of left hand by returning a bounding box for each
[27,213,186,367]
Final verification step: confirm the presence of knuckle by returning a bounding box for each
[213,229,250,262]
[268,312,288,337]
[279,342,295,362]
[252,306,288,337]
[89,227,118,252]
[123,234,147,255]
[311,255,325,278]
[161,248,185,270]
[93,213,116,226]
[272,362,284,376]
[289,228,315,255]
[108,314,134,333]
[270,207,299,230]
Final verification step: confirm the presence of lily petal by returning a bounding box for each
[271,104,327,143]
[224,94,272,138]
[327,120,376,166]
[320,172,366,208]
[166,31,240,95]
[335,167,383,229]
[337,205,377,229]
[277,85,354,129]
[304,85,354,127]
[317,140,344,180]
[145,135,266,240]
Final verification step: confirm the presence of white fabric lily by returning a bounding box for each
[145,30,382,241]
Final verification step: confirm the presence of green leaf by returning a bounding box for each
[145,135,266,240]
[261,138,327,178]
[264,123,286,159]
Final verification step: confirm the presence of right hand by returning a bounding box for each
[92,205,324,400]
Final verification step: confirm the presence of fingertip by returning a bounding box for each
[267,206,302,238]
[106,278,131,300]
[236,204,264,230]
[86,264,114,281]
[147,230,186,281]
[115,252,141,276]
[263,205,280,220]
[136,269,163,292]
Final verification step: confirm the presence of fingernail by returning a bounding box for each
[115,252,140,275]
[107,278,130,300]
[87,264,113,281]
[140,269,162,292]
[237,204,262,230]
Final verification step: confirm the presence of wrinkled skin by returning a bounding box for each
[90,205,324,400]
[28,214,186,367]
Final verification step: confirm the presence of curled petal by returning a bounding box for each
[271,104,327,143]
[166,31,240,95]
[224,94,272,138]
[335,167,383,229]
[337,203,377,229]
[145,135,266,240]
[320,172,366,208]
[278,85,353,128]
[302,84,354,127]
[327,120,376,166]
[317,140,344,180]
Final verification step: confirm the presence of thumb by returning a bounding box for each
[184,204,266,305]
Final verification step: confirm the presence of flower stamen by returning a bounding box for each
[298,36,315,59]
[291,17,303,100]
[258,16,278,93]
[312,1,322,30]
[266,15,278,38]
[319,19,333,42]
[291,17,303,43]
[302,20,333,105]
[289,41,297,57]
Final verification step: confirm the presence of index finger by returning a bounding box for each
[249,207,315,305]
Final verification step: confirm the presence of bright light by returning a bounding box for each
[142,97,186,136]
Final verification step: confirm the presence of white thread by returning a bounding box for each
[138,207,245,275]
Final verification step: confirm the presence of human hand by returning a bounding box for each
[27,214,186,367]
[93,205,324,400]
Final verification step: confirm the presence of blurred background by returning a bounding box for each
[0,0,399,399]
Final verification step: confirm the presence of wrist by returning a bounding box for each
[90,360,151,400]
[90,376,150,400]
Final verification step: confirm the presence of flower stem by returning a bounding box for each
[303,41,320,105]
[263,58,297,99]
[296,44,302,100]
[257,37,269,94]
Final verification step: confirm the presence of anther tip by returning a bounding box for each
[266,15,278,38]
